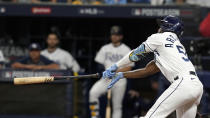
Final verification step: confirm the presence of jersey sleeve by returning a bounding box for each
[94,47,105,64]
[143,33,163,52]
[65,53,80,72]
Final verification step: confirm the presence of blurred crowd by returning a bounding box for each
[0,0,210,6]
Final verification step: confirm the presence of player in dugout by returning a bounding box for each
[103,15,203,118]
[89,26,134,118]
[41,32,80,74]
[12,43,59,70]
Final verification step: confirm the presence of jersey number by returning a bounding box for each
[176,45,190,62]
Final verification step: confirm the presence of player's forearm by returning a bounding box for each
[117,66,132,72]
[116,51,133,68]
[123,60,160,79]
[40,64,60,70]
[123,68,149,78]
[12,63,31,69]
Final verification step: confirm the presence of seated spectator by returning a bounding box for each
[32,0,55,3]
[131,0,149,4]
[105,0,126,5]
[12,43,59,70]
[31,0,71,3]
[150,0,184,5]
[72,0,82,4]
[41,32,80,72]
[186,0,210,7]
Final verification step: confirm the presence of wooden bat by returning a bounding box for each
[105,89,111,118]
[14,73,101,85]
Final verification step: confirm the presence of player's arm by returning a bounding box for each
[107,60,160,89]
[35,64,59,70]
[116,44,147,68]
[117,66,132,72]
[123,60,160,78]
[12,62,35,69]
[35,57,60,70]
[11,57,36,69]
[12,62,59,70]
[103,43,148,79]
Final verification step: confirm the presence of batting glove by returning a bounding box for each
[102,64,118,79]
[107,72,124,89]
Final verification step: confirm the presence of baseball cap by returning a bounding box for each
[28,43,41,51]
[110,26,123,35]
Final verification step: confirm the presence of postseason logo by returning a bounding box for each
[79,8,104,15]
[132,8,180,17]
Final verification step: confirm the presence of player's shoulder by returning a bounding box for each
[100,43,112,49]
[57,48,71,55]
[41,49,48,54]
[147,32,175,41]
[121,43,131,50]
[148,33,164,39]
[103,43,112,48]
[162,32,176,37]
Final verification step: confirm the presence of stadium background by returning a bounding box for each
[0,0,209,118]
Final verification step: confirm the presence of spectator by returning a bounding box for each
[0,50,5,69]
[31,0,71,3]
[150,0,184,5]
[41,32,80,72]
[12,43,59,70]
[105,0,126,5]
[186,0,210,7]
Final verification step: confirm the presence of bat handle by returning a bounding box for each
[96,72,102,78]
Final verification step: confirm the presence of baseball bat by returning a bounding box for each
[105,89,111,118]
[14,73,101,85]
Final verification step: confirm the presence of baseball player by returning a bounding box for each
[103,15,203,118]
[41,32,80,72]
[89,26,134,118]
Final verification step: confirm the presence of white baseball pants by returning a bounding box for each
[140,75,203,118]
[89,78,127,118]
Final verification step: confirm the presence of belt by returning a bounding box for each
[174,71,197,81]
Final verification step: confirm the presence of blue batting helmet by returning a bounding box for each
[158,15,184,37]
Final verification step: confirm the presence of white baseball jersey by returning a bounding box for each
[95,43,134,69]
[41,48,80,72]
[143,32,195,83]
[90,43,133,118]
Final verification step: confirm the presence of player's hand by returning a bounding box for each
[102,64,118,79]
[107,72,123,89]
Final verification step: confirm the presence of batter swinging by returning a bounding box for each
[103,15,203,118]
